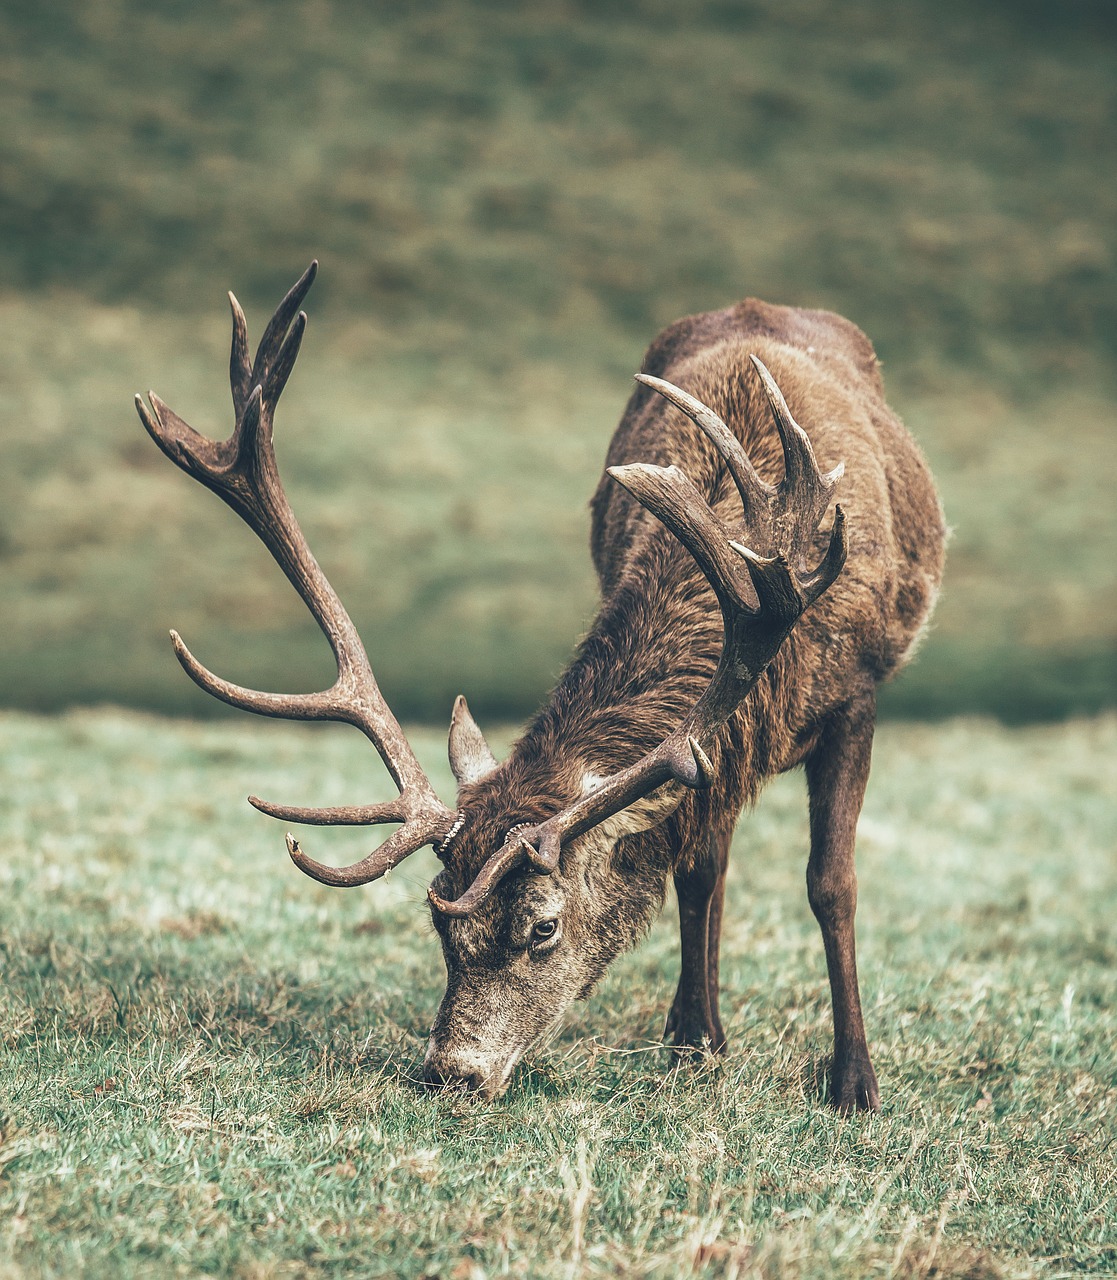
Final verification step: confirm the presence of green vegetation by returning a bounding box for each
[2,6,1112,1273]
[0,0,1114,720]
[1,710,1114,1276]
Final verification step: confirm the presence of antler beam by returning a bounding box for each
[136,263,456,886]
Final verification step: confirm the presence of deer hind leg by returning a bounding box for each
[804,688,881,1112]
[665,826,731,1056]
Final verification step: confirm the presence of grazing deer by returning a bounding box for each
[137,262,945,1111]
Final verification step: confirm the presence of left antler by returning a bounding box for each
[136,263,458,886]
[429,358,846,916]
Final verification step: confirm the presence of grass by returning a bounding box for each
[0,0,1115,720]
[1,709,1114,1277]
[1,293,1113,724]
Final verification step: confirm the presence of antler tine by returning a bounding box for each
[797,505,848,606]
[606,463,758,616]
[227,261,317,423]
[137,264,456,885]
[749,355,844,564]
[168,626,335,720]
[248,795,407,824]
[229,291,252,418]
[136,391,219,478]
[635,372,775,518]
[251,260,318,398]
[287,827,432,889]
[433,370,846,917]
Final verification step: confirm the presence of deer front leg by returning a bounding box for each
[665,828,730,1056]
[805,689,880,1112]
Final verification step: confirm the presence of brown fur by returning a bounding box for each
[425,299,945,1106]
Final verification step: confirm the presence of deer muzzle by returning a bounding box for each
[421,1037,520,1099]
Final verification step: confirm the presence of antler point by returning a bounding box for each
[606,462,639,484]
[729,539,774,566]
[688,736,715,787]
[427,886,453,914]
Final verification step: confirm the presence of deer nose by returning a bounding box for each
[422,1039,506,1096]
[421,1062,486,1092]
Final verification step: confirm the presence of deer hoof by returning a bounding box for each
[664,1007,727,1061]
[830,1053,880,1113]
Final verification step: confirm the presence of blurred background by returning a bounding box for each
[1,0,1113,723]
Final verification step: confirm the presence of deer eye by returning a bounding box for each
[531,918,559,944]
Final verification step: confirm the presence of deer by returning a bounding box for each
[136,261,945,1112]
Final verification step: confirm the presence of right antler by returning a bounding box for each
[429,359,846,916]
[135,263,457,885]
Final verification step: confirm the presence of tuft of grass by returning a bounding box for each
[1,710,1115,1276]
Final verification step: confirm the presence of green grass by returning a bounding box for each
[0,0,1114,720]
[1,710,1114,1277]
[1,294,1113,724]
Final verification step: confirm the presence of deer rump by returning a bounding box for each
[137,266,945,1112]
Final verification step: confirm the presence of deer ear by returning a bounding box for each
[449,695,499,787]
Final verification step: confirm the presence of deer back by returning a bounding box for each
[586,298,946,801]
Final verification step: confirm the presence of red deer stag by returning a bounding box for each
[137,262,945,1111]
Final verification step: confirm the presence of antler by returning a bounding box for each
[429,356,846,916]
[135,262,456,886]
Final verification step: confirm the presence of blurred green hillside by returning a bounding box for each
[1,0,1114,721]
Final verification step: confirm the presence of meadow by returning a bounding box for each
[1,2,1115,1275]
[1,709,1114,1277]
[1,0,1114,721]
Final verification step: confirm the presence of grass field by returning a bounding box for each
[1,710,1114,1277]
[1,0,1114,721]
[2,5,1113,1273]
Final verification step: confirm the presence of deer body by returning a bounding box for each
[426,300,944,1107]
[138,267,944,1113]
